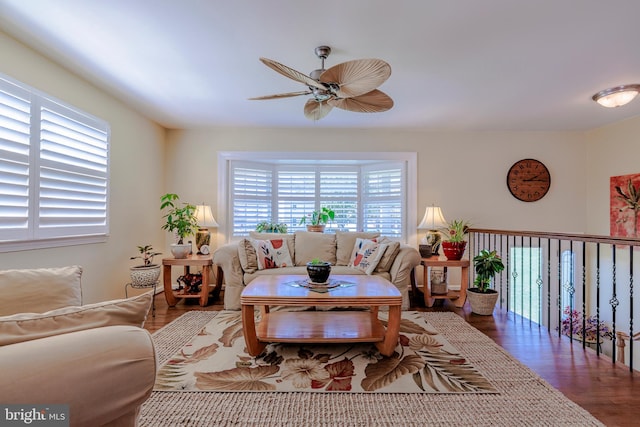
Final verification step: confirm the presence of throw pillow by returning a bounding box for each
[293,231,337,266]
[348,238,389,275]
[0,291,152,347]
[237,238,259,273]
[375,237,402,273]
[251,239,294,270]
[336,231,380,266]
[0,265,83,316]
[249,231,295,263]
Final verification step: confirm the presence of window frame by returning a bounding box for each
[218,151,417,243]
[0,73,110,253]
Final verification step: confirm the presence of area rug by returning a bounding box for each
[140,311,605,427]
[154,311,496,393]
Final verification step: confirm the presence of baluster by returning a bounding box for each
[629,245,634,371]
[547,238,552,333]
[557,239,562,338]
[596,243,601,357]
[536,237,543,327]
[582,241,586,350]
[611,245,618,364]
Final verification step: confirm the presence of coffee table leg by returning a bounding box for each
[242,304,266,357]
[376,304,401,356]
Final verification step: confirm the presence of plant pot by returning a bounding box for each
[467,288,499,315]
[170,243,191,259]
[442,241,467,260]
[306,224,326,233]
[306,261,331,284]
[129,264,161,286]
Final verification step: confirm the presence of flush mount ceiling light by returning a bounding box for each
[592,84,640,108]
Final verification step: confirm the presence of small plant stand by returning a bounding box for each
[125,280,158,316]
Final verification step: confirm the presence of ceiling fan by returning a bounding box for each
[249,46,393,120]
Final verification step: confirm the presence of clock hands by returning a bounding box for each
[523,174,547,182]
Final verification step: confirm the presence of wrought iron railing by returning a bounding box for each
[468,228,640,371]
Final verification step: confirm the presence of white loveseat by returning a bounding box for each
[213,231,421,310]
[0,266,157,427]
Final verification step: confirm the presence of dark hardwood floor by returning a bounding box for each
[145,291,638,427]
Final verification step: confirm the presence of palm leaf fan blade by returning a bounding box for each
[304,99,333,120]
[320,59,391,98]
[259,57,326,90]
[248,91,312,100]
[329,89,394,113]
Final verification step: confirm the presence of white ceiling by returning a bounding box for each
[2,0,640,131]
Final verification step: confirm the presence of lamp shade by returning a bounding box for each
[592,84,640,108]
[417,206,447,230]
[195,205,219,228]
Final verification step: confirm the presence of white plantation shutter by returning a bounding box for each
[320,169,358,232]
[277,169,315,232]
[0,74,110,249]
[0,79,31,241]
[362,164,404,237]
[231,163,273,235]
[37,100,109,238]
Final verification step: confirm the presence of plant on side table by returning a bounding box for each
[299,207,335,232]
[468,249,505,315]
[255,221,288,233]
[440,219,471,260]
[160,193,198,259]
[130,245,162,286]
[306,257,332,284]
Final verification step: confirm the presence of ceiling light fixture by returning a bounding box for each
[592,84,640,108]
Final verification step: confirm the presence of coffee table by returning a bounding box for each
[240,274,402,357]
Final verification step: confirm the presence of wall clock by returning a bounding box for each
[506,159,551,202]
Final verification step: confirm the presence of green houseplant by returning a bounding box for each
[468,249,505,315]
[299,207,335,232]
[255,221,288,233]
[160,193,198,259]
[439,219,470,260]
[129,245,162,286]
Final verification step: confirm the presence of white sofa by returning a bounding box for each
[0,266,157,427]
[213,231,421,310]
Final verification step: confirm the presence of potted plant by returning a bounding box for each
[439,219,470,260]
[129,245,162,286]
[160,193,198,259]
[468,249,505,315]
[306,257,332,283]
[255,221,288,233]
[299,207,335,232]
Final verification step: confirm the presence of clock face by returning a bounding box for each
[507,159,551,202]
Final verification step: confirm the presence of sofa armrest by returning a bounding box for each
[212,243,245,310]
[0,325,156,426]
[389,245,421,307]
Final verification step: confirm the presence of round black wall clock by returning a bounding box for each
[506,159,551,202]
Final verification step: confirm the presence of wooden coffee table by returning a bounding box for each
[240,274,402,357]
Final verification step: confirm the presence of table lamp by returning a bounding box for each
[195,204,218,254]
[417,205,447,255]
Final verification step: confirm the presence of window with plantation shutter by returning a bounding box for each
[0,74,109,251]
[227,157,408,239]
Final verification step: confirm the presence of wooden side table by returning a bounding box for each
[162,254,220,307]
[417,257,470,308]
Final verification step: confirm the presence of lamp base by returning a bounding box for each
[425,230,442,255]
[196,228,210,254]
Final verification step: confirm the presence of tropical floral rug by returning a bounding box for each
[154,311,497,394]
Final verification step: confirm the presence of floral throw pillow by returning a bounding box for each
[348,238,388,275]
[251,239,293,270]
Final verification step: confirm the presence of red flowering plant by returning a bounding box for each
[557,306,613,343]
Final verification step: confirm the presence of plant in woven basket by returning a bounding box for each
[129,245,162,286]
[472,249,505,293]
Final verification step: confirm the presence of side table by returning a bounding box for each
[162,254,220,307]
[415,257,470,308]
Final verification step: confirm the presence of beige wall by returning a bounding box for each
[166,127,587,247]
[0,32,167,303]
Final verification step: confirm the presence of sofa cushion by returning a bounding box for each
[0,265,83,316]
[375,237,402,273]
[0,291,152,347]
[336,231,380,266]
[348,238,389,275]
[252,238,293,269]
[238,238,259,273]
[294,231,337,266]
[249,231,295,262]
